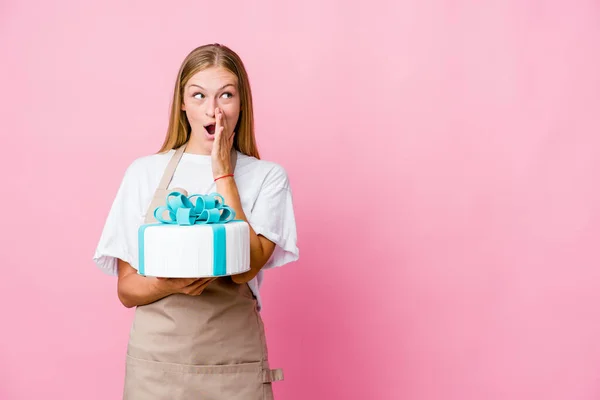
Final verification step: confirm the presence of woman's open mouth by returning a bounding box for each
[204,124,216,135]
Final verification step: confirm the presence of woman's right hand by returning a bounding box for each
[153,277,216,296]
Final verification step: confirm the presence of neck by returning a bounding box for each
[184,131,212,155]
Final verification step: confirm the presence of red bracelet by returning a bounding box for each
[214,174,234,182]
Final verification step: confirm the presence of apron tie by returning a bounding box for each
[262,368,284,383]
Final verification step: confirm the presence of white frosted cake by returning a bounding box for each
[137,191,251,278]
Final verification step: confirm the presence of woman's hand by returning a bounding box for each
[153,277,216,296]
[211,107,235,179]
[117,260,216,308]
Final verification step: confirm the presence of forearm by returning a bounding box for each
[216,178,271,283]
[117,260,172,308]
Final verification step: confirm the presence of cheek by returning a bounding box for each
[222,104,241,123]
[183,103,202,121]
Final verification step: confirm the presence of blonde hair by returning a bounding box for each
[158,44,260,159]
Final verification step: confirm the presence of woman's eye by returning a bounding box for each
[192,92,233,100]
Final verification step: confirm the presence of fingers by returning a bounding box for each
[215,108,225,142]
[217,108,235,142]
[216,108,227,135]
[215,108,234,152]
[156,277,199,289]
[155,277,217,296]
[183,278,216,296]
[182,277,214,288]
[182,278,202,286]
[214,107,220,137]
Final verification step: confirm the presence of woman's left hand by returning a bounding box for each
[211,107,235,179]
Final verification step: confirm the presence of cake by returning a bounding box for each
[137,191,251,278]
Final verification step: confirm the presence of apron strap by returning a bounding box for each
[157,143,188,190]
[262,368,284,383]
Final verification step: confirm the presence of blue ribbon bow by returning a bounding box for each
[138,191,238,277]
[153,191,236,225]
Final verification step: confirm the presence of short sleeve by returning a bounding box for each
[93,161,144,276]
[249,164,299,270]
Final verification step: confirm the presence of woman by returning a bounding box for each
[93,43,299,399]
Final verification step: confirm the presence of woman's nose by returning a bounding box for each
[204,98,216,117]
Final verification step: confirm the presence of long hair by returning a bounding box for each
[158,44,260,159]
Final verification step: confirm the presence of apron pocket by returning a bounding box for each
[124,354,282,400]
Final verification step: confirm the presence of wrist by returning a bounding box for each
[214,173,234,182]
[152,278,175,296]
[212,164,233,178]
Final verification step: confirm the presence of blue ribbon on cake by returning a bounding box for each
[138,191,237,276]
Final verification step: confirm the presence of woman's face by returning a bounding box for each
[181,67,241,150]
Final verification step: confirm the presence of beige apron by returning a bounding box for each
[123,144,283,400]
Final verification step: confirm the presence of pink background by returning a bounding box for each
[2,1,600,399]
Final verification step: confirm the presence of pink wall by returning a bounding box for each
[2,1,600,399]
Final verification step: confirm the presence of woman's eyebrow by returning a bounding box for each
[188,83,236,91]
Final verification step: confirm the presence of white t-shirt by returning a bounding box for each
[93,149,299,311]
